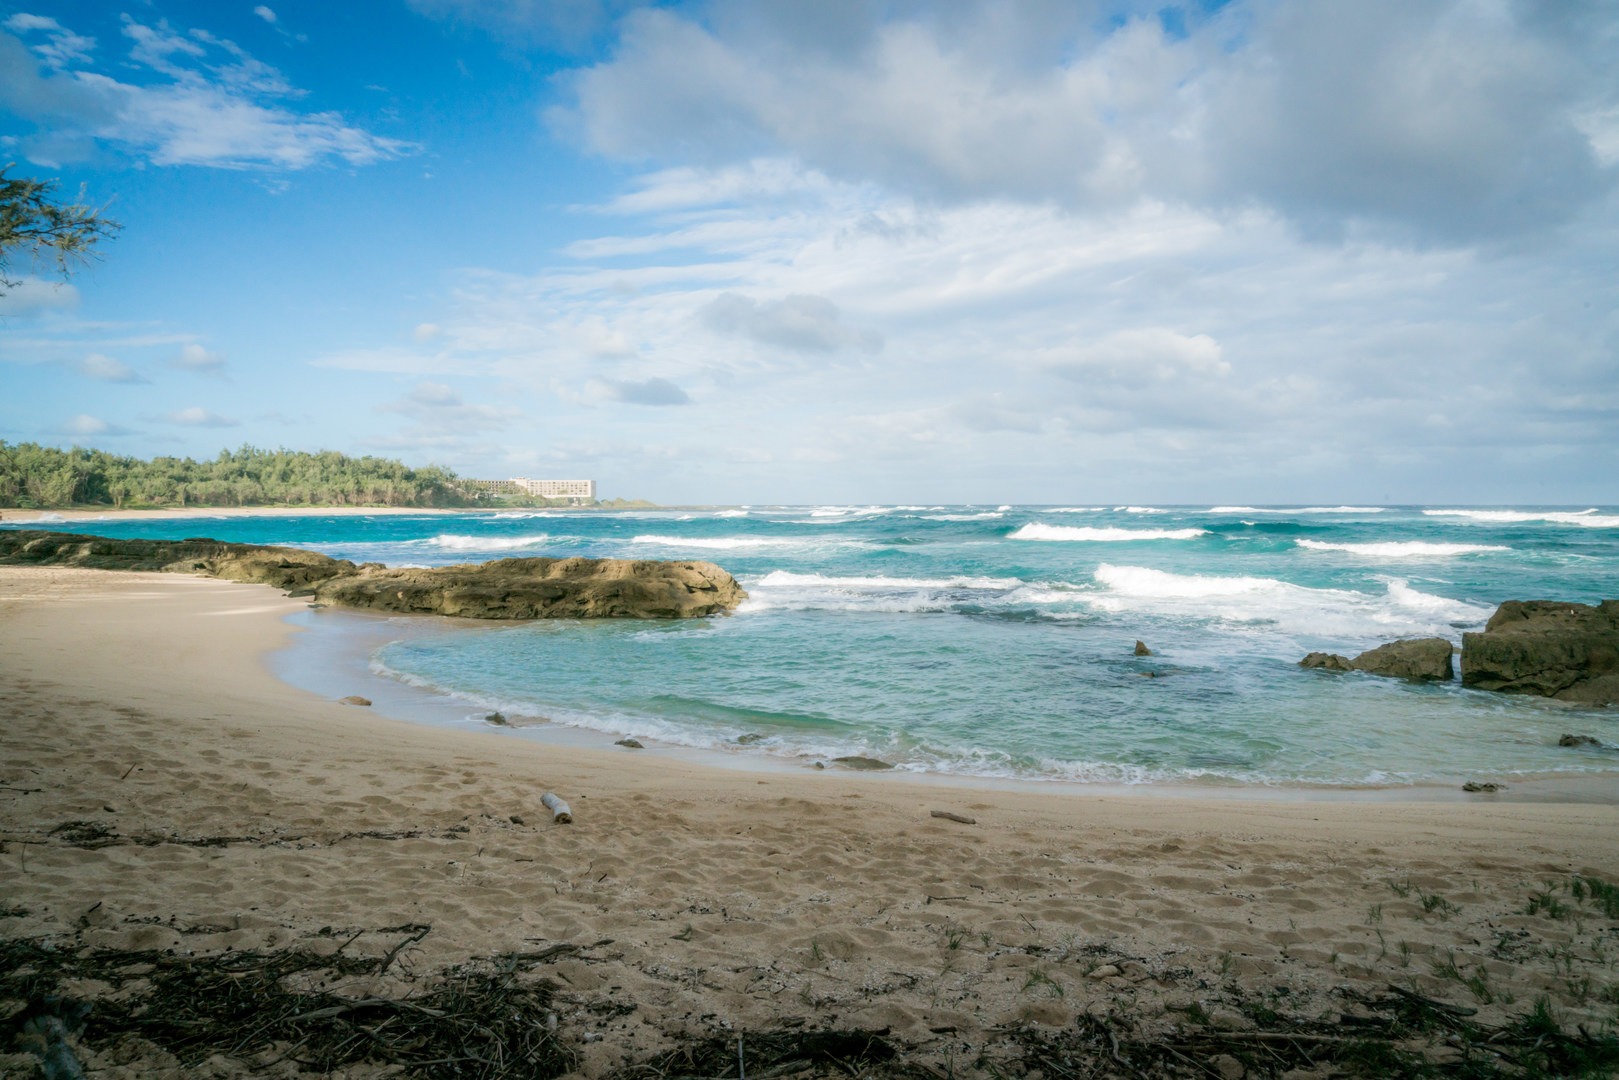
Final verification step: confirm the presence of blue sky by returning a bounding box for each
[2,0,1616,504]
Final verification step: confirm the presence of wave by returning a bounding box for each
[1087,564,1493,640]
[921,511,1006,521]
[1115,505,1168,514]
[1297,539,1509,557]
[807,506,889,518]
[417,532,552,551]
[631,534,804,550]
[1045,507,1106,513]
[1208,506,1388,515]
[489,511,563,519]
[1011,523,1208,542]
[712,509,750,518]
[1423,509,1619,528]
[754,570,1023,591]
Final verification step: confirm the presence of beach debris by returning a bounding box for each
[339,695,372,706]
[509,814,524,825]
[615,737,644,749]
[1559,733,1602,747]
[1134,639,1153,656]
[831,755,894,770]
[541,791,573,823]
[485,711,507,725]
[930,810,977,824]
[1462,781,1503,793]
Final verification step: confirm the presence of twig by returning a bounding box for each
[375,925,431,975]
[738,1033,746,1080]
[930,810,976,824]
[925,895,967,903]
[119,764,136,780]
[0,785,43,794]
[1386,984,1478,1017]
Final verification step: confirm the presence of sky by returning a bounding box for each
[1,0,1616,505]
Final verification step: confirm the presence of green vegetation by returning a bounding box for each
[0,164,120,291]
[0,443,470,509]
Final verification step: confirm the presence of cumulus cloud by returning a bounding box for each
[555,0,1618,244]
[164,406,238,427]
[1046,330,1230,386]
[0,278,80,317]
[253,7,278,25]
[0,13,416,169]
[378,381,522,427]
[57,413,128,437]
[589,376,690,406]
[172,343,226,373]
[69,352,148,383]
[700,293,881,353]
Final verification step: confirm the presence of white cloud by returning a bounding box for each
[58,413,119,437]
[700,293,882,354]
[253,7,278,25]
[556,0,1618,244]
[588,376,691,405]
[164,406,238,427]
[0,278,80,317]
[0,14,416,170]
[4,12,95,69]
[173,343,226,373]
[412,322,442,342]
[69,352,148,383]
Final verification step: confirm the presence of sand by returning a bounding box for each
[2,566,1617,1077]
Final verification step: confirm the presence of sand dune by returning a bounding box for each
[2,567,1617,1077]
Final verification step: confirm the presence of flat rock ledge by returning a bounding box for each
[1460,599,1619,705]
[0,530,747,620]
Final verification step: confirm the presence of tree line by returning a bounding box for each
[0,443,477,509]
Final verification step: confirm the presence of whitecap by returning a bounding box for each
[1115,505,1168,514]
[1207,506,1388,514]
[420,533,551,551]
[1423,509,1619,528]
[922,511,1006,521]
[1297,539,1509,557]
[631,534,804,549]
[1011,523,1208,542]
[1086,563,1493,640]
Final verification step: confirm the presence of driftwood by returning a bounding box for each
[541,792,573,824]
[930,810,976,825]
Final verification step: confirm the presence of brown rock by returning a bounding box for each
[832,756,894,770]
[1299,652,1353,671]
[1349,637,1454,680]
[1461,600,1619,704]
[615,738,644,749]
[340,695,372,706]
[1133,640,1153,656]
[1558,734,1602,747]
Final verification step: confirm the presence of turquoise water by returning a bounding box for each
[15,505,1619,786]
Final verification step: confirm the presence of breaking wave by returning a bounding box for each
[1296,539,1509,557]
[1011,523,1208,542]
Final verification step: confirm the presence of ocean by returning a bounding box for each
[15,504,1619,790]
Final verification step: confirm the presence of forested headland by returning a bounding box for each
[0,443,474,509]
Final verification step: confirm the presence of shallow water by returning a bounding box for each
[16,504,1619,787]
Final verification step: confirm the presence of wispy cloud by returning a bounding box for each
[1,12,416,169]
[163,406,238,427]
[68,352,148,383]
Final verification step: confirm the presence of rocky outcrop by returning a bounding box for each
[1347,637,1455,681]
[1461,600,1619,705]
[1299,638,1453,680]
[0,530,746,620]
[0,529,353,589]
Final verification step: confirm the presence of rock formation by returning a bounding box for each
[1299,638,1453,680]
[1461,600,1619,705]
[0,530,746,620]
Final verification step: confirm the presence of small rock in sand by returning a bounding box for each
[832,755,894,770]
[736,733,765,744]
[1462,781,1502,793]
[485,712,507,725]
[1559,734,1602,747]
[615,738,644,749]
[340,695,372,706]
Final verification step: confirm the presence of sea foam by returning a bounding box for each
[1296,539,1509,557]
[1011,523,1207,542]
[420,533,551,551]
[632,534,803,549]
[1423,509,1619,528]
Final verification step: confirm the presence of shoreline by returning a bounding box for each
[274,591,1619,806]
[4,566,1619,1076]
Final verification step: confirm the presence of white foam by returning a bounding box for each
[754,570,1022,591]
[1087,563,1493,640]
[712,509,750,518]
[1115,505,1168,514]
[1208,506,1388,514]
[1423,509,1619,528]
[808,505,888,518]
[1011,523,1208,542]
[1046,507,1106,513]
[422,533,551,551]
[632,534,802,549]
[922,511,1005,521]
[490,511,562,519]
[1297,539,1509,557]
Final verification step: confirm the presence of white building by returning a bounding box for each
[468,477,596,501]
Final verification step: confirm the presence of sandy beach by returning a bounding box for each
[3,566,1618,1078]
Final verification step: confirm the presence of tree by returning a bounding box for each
[0,164,120,292]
